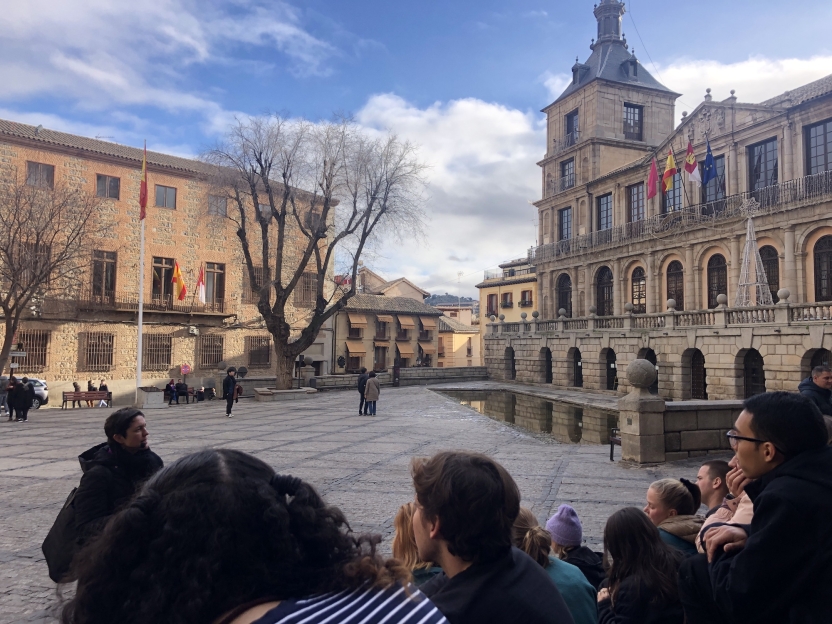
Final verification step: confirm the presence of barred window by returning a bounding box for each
[247,336,271,367]
[244,265,265,304]
[200,335,224,368]
[15,330,50,373]
[142,334,172,371]
[294,273,318,308]
[79,332,114,372]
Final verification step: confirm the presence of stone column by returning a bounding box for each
[784,227,796,301]
[538,271,547,318]
[613,258,622,315]
[646,252,656,314]
[783,122,794,181]
[585,264,594,315]
[618,359,666,463]
[572,266,581,317]
[730,142,740,195]
[730,235,741,302]
[685,246,694,310]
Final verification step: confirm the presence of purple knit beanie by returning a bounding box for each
[546,504,583,547]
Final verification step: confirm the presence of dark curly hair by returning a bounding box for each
[61,449,408,624]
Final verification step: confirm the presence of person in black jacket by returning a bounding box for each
[73,408,163,548]
[413,451,574,624]
[12,377,35,422]
[679,391,832,624]
[797,365,832,416]
[222,367,237,418]
[356,367,369,415]
[175,378,189,404]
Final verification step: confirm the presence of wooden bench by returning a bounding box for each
[163,387,197,403]
[609,427,621,461]
[62,391,112,409]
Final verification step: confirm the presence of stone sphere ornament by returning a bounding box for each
[558,308,567,317]
[498,314,505,321]
[490,315,497,322]
[589,305,597,315]
[716,294,728,306]
[532,311,539,319]
[626,358,657,389]
[666,299,677,311]
[624,302,634,312]
[777,288,790,302]
[520,312,527,320]
[303,355,313,367]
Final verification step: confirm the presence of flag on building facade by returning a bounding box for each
[701,140,717,187]
[139,142,148,220]
[684,141,702,186]
[647,157,659,199]
[196,265,206,304]
[662,150,677,193]
[172,261,187,301]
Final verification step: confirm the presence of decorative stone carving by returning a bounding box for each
[532,311,539,318]
[558,308,567,318]
[626,358,657,389]
[490,315,497,322]
[666,299,677,311]
[777,288,790,303]
[624,302,634,312]
[498,314,505,321]
[715,108,725,128]
[520,312,527,320]
[697,110,712,138]
[716,294,728,306]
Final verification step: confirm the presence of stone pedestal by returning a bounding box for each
[300,365,316,387]
[134,387,167,410]
[617,359,666,463]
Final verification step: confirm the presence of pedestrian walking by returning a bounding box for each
[222,367,237,418]
[0,376,8,421]
[12,377,34,422]
[7,376,19,421]
[98,380,109,407]
[72,381,83,409]
[86,380,97,407]
[166,379,177,405]
[356,367,369,415]
[364,371,380,416]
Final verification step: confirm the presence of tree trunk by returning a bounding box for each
[273,342,295,390]
[0,316,18,375]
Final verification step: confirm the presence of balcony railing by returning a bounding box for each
[374,332,390,341]
[560,173,575,191]
[76,292,226,315]
[500,301,513,308]
[419,331,431,341]
[396,331,410,341]
[551,131,580,157]
[483,266,536,281]
[518,299,533,308]
[531,169,832,264]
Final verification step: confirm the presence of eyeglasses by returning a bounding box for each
[725,430,775,451]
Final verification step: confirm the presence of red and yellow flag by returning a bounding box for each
[172,261,187,301]
[662,149,677,193]
[139,141,148,220]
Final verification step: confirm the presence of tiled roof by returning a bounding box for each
[438,317,479,333]
[343,294,442,315]
[476,275,537,289]
[375,277,430,297]
[0,118,210,174]
[761,73,832,107]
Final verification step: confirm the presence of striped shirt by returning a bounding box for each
[253,584,448,624]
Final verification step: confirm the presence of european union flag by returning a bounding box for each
[701,140,717,187]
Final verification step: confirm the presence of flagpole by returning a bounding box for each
[136,219,145,398]
[671,144,693,211]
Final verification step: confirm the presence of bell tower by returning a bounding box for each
[593,0,625,45]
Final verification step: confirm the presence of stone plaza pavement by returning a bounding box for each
[0,383,727,623]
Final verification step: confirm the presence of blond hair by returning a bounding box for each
[649,478,700,516]
[392,502,433,571]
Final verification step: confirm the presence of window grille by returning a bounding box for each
[631,267,646,314]
[79,332,114,372]
[92,250,116,298]
[200,335,224,368]
[246,336,271,367]
[294,273,318,307]
[244,266,265,304]
[15,330,50,373]
[142,333,172,371]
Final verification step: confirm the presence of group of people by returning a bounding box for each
[51,389,831,623]
[356,367,381,415]
[2,375,36,422]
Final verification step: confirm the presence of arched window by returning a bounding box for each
[744,349,765,398]
[631,267,646,314]
[666,261,684,311]
[541,347,553,384]
[690,349,707,400]
[640,348,658,395]
[814,236,832,302]
[572,348,583,387]
[557,274,572,318]
[605,349,618,390]
[505,347,516,381]
[707,254,727,309]
[811,348,831,370]
[596,266,614,316]
[759,246,780,303]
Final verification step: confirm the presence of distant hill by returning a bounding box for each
[426,293,476,306]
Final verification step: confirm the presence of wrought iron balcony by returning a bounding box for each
[500,301,513,308]
[551,131,580,157]
[518,299,534,308]
[76,292,226,315]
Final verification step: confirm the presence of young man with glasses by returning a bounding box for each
[678,391,832,624]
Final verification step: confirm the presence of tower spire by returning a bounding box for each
[594,0,625,45]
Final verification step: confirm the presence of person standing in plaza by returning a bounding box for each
[364,371,380,416]
[71,381,83,409]
[0,376,8,421]
[97,379,109,407]
[356,367,369,415]
[798,365,832,415]
[86,380,97,407]
[13,377,35,422]
[166,378,177,405]
[175,378,189,404]
[695,459,730,516]
[222,367,237,418]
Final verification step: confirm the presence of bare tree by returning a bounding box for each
[204,115,428,388]
[0,173,101,373]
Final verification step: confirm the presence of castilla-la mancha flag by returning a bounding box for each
[647,157,659,199]
[139,142,148,220]
[684,141,702,186]
[172,261,187,301]
[662,149,677,193]
[196,265,206,304]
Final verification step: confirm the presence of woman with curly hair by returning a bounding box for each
[61,449,446,624]
[392,502,442,586]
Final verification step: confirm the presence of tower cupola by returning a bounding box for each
[593,0,625,45]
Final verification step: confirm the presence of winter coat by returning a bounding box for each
[798,377,832,415]
[11,381,34,410]
[357,372,369,394]
[73,442,163,545]
[563,545,606,589]
[364,377,380,401]
[175,382,188,395]
[657,515,703,556]
[222,374,236,400]
[706,446,832,624]
[597,576,684,624]
[544,556,597,624]
[696,492,755,554]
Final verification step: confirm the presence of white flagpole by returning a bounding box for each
[136,218,145,399]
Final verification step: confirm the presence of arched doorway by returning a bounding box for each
[602,348,617,391]
[803,348,831,378]
[540,347,553,384]
[707,254,727,308]
[596,266,614,316]
[569,347,583,387]
[557,274,572,318]
[638,348,659,395]
[667,260,684,311]
[814,236,832,302]
[505,347,516,381]
[631,267,647,314]
[691,350,708,400]
[743,349,766,398]
[759,245,780,303]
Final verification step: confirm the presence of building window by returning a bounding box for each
[349,323,362,339]
[631,267,647,314]
[806,119,832,175]
[690,349,708,400]
[294,273,318,308]
[26,162,54,188]
[16,330,50,373]
[155,185,177,209]
[205,263,225,307]
[814,236,832,302]
[596,266,614,316]
[486,293,498,317]
[244,265,265,304]
[200,335,224,368]
[501,292,513,308]
[96,174,120,199]
[92,250,116,298]
[374,346,387,371]
[519,290,533,307]
[246,336,271,367]
[666,260,684,311]
[208,195,227,217]
[375,320,389,340]
[759,246,780,303]
[558,207,572,240]
[467,337,473,357]
[565,110,579,145]
[151,257,174,303]
[702,154,726,203]
[627,183,645,222]
[348,356,362,372]
[749,138,778,190]
[142,333,172,371]
[557,274,572,318]
[743,349,766,398]
[560,159,575,191]
[661,172,682,213]
[438,337,445,356]
[623,104,643,141]
[597,194,612,230]
[707,254,728,309]
[79,332,114,372]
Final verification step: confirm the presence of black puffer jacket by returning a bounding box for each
[598,576,684,624]
[798,377,832,415]
[73,442,163,545]
[10,381,34,410]
[564,545,606,589]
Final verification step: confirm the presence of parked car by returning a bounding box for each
[27,378,48,408]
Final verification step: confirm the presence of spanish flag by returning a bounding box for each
[139,141,148,220]
[172,261,187,301]
[662,149,677,193]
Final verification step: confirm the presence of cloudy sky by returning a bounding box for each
[2,0,832,297]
